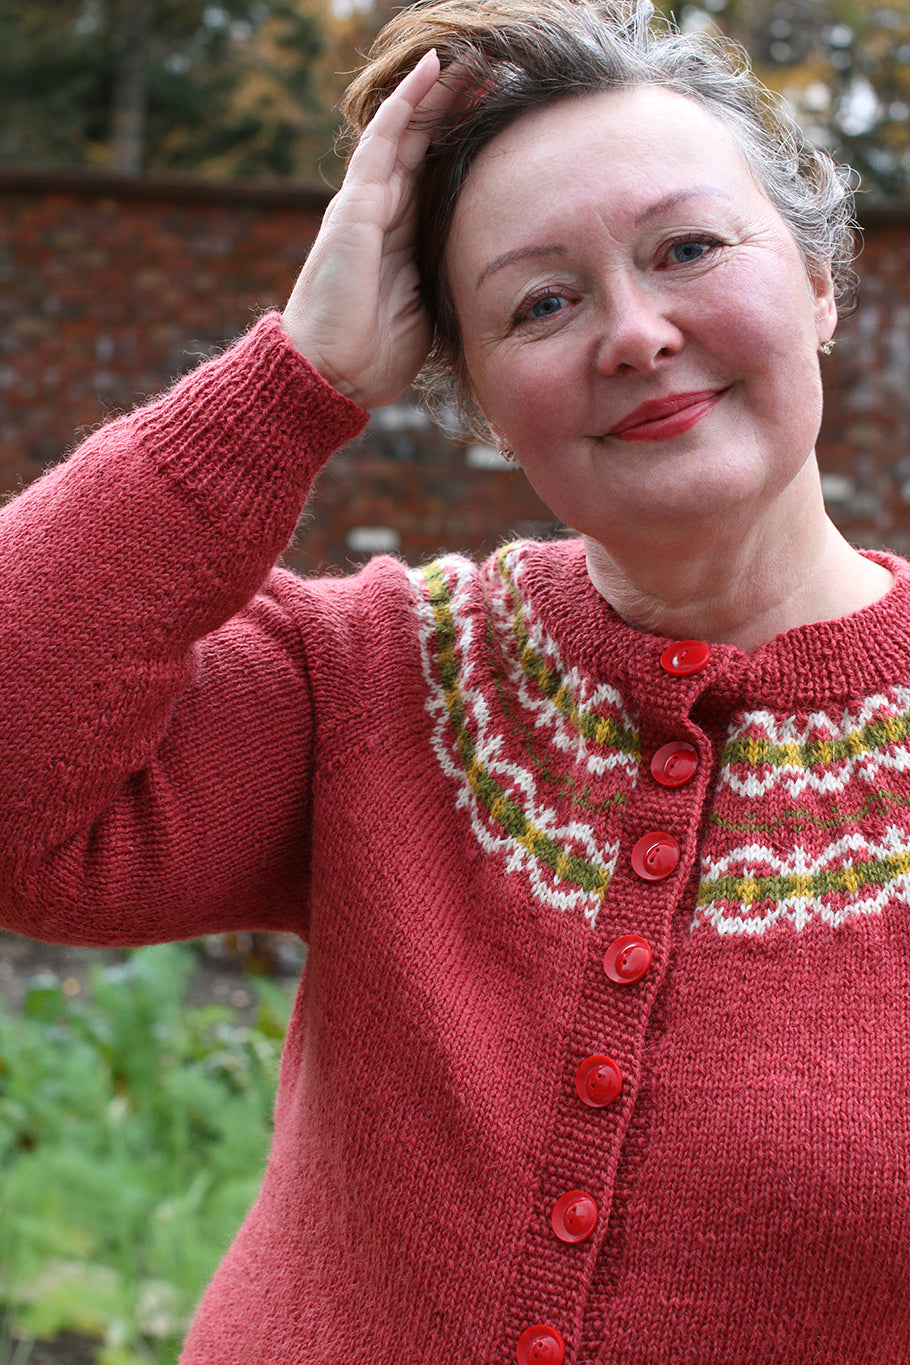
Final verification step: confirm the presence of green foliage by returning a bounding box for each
[0,0,330,179]
[3,0,909,192]
[0,944,295,1364]
[668,0,910,197]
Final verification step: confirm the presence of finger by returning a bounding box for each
[348,52,472,192]
[347,50,442,183]
[394,60,474,173]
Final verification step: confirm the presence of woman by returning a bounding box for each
[3,1,909,1361]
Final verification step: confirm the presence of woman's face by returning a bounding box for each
[446,85,837,544]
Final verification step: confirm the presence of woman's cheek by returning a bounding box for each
[497,340,577,413]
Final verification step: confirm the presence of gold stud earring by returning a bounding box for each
[499,447,517,463]
[820,338,836,356]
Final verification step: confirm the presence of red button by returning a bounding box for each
[517,1325,566,1365]
[651,740,699,788]
[660,640,711,676]
[631,831,680,881]
[575,1054,622,1107]
[604,933,652,984]
[551,1190,598,1243]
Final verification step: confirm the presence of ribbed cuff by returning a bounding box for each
[131,311,370,543]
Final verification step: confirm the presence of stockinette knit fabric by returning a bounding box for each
[3,312,910,1363]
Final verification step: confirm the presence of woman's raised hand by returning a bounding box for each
[282,51,459,411]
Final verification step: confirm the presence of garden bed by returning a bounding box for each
[0,932,302,1365]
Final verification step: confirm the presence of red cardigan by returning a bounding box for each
[4,313,910,1364]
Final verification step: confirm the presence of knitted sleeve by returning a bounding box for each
[0,312,369,946]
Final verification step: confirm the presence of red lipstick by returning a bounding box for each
[608,389,726,441]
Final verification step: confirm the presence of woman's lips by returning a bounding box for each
[607,389,727,441]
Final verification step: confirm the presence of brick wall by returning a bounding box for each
[1,165,908,571]
[817,212,910,555]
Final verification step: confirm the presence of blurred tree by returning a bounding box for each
[669,0,910,197]
[111,0,152,172]
[0,0,331,179]
[318,0,910,196]
[1,0,907,191]
[294,0,398,185]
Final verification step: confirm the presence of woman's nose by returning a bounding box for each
[594,280,684,374]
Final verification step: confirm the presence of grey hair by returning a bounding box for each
[343,0,858,439]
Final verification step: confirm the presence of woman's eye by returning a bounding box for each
[529,294,564,319]
[511,288,579,329]
[669,239,713,264]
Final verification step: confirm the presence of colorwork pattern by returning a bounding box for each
[411,547,641,924]
[412,544,910,940]
[699,692,910,936]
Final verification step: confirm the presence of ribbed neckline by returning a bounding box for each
[516,539,910,710]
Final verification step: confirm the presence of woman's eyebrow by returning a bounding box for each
[474,187,735,289]
[634,186,734,225]
[476,243,567,289]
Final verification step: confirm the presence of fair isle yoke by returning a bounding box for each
[412,545,641,924]
[411,538,910,943]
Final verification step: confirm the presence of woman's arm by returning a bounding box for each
[0,317,368,945]
[0,53,455,947]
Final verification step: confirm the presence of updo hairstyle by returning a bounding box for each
[342,0,858,438]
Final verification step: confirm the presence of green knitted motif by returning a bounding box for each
[720,708,910,773]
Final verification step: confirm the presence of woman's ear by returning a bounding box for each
[811,261,838,346]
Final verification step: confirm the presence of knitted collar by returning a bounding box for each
[512,540,910,711]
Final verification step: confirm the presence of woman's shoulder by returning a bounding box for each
[266,537,589,673]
